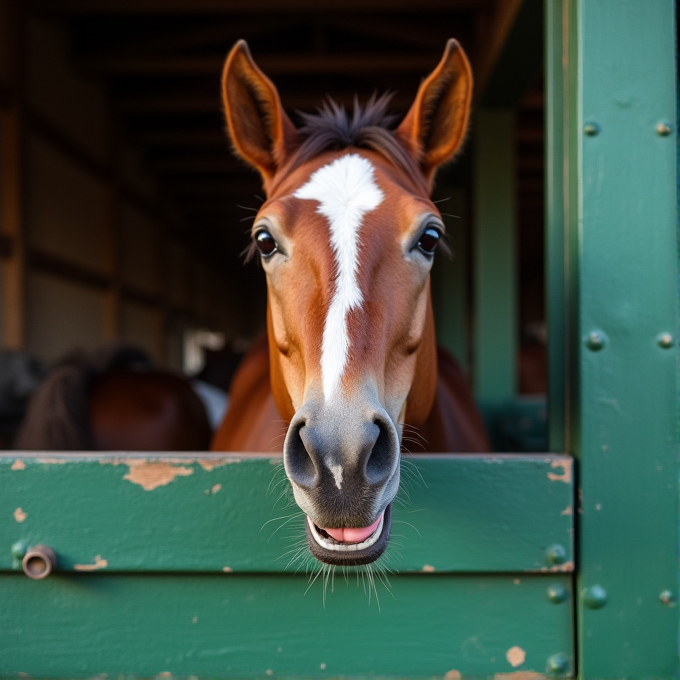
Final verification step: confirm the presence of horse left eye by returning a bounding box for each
[417,227,441,255]
[255,230,278,257]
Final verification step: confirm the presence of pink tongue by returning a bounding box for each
[318,514,382,544]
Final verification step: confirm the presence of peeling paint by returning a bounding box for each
[222,566,233,573]
[506,646,526,668]
[513,579,521,585]
[422,565,436,572]
[561,505,572,516]
[320,663,327,670]
[547,459,572,483]
[198,458,240,471]
[14,507,27,523]
[123,461,193,491]
[495,673,544,680]
[74,555,108,571]
[211,483,222,494]
[538,561,574,573]
[11,459,25,470]
[444,670,461,680]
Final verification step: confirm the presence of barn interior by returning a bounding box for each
[0,0,546,449]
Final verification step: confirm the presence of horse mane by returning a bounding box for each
[14,344,151,451]
[288,93,422,179]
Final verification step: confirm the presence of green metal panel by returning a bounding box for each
[473,110,517,443]
[546,0,679,677]
[0,453,573,574]
[0,572,573,678]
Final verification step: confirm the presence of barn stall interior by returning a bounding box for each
[1,1,678,679]
[0,0,546,450]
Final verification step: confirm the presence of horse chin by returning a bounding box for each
[305,504,392,566]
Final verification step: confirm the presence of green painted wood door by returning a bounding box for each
[1,452,574,677]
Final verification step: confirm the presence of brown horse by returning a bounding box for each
[212,40,489,566]
[14,345,212,452]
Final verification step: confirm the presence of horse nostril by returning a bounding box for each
[285,422,318,489]
[365,417,395,485]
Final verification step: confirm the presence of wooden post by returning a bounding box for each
[547,0,678,676]
[0,0,26,350]
[103,109,121,341]
[473,109,517,440]
[431,186,470,370]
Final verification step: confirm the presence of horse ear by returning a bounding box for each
[396,39,473,182]
[221,40,299,183]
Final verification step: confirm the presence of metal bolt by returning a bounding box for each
[547,584,569,604]
[582,584,608,609]
[584,122,600,136]
[22,545,57,580]
[657,333,674,349]
[11,540,28,560]
[656,121,672,136]
[545,544,567,565]
[660,590,676,606]
[585,331,605,351]
[546,653,570,676]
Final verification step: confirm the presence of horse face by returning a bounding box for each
[222,40,472,565]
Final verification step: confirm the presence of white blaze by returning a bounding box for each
[294,154,384,400]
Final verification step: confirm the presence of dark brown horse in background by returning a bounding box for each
[211,40,488,566]
[14,345,211,451]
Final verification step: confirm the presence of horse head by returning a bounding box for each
[221,40,473,566]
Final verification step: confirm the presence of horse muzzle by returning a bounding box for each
[283,395,400,565]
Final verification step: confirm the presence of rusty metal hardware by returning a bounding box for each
[22,545,57,580]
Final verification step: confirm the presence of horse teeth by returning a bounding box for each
[307,514,384,552]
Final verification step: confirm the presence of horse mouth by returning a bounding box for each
[305,504,392,565]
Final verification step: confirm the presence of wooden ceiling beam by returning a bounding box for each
[31,0,490,14]
[133,129,227,146]
[117,91,415,113]
[78,53,442,76]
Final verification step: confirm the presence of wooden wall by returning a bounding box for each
[0,6,244,369]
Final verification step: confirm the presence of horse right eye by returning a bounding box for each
[255,230,278,258]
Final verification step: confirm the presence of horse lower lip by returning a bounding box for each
[307,512,385,551]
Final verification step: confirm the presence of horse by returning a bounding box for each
[14,344,212,452]
[211,39,489,567]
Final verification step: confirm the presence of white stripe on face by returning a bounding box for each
[294,154,384,401]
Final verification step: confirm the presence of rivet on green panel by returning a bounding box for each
[655,121,672,136]
[659,590,676,606]
[582,584,608,610]
[657,333,674,348]
[546,653,570,676]
[585,331,606,351]
[547,584,569,604]
[545,544,567,565]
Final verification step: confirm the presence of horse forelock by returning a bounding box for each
[271,94,425,196]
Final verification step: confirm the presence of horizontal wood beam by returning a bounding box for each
[24,244,207,319]
[117,91,415,114]
[31,0,489,14]
[133,129,228,146]
[78,53,442,77]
